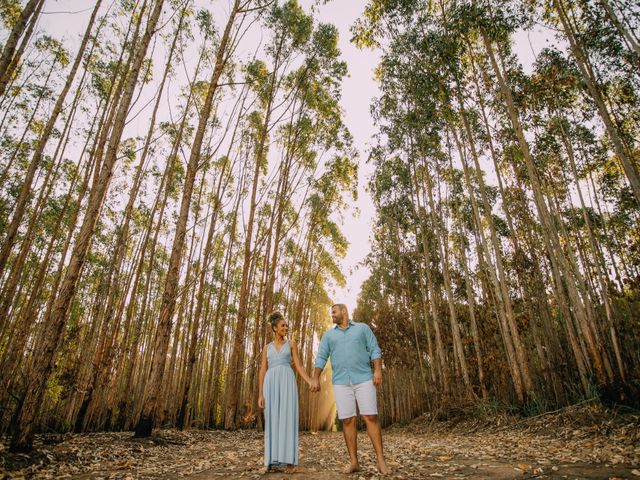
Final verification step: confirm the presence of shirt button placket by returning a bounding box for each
[344,328,351,385]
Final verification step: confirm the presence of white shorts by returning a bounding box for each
[333,380,378,419]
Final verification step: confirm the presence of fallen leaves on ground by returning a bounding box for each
[0,404,638,479]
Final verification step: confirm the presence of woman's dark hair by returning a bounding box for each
[268,311,285,331]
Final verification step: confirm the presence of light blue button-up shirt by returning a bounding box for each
[314,320,382,385]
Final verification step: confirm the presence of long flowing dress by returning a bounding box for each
[263,341,299,467]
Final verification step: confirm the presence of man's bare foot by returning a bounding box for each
[284,465,304,473]
[342,463,360,474]
[259,466,270,474]
[377,460,391,476]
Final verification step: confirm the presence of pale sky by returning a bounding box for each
[39,0,380,315]
[299,0,381,314]
[37,0,552,317]
[300,1,552,314]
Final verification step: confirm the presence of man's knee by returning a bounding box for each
[362,414,378,423]
[342,416,356,426]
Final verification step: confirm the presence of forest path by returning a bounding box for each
[2,405,638,479]
[186,422,639,480]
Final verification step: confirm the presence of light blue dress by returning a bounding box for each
[263,341,299,467]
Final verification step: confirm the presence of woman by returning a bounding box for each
[258,311,312,473]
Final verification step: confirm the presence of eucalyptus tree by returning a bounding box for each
[368,15,528,400]
[0,0,358,437]
[73,1,191,434]
[473,5,618,388]
[176,79,249,429]
[10,0,167,452]
[528,46,628,382]
[0,0,44,98]
[133,0,255,437]
[548,0,640,203]
[224,0,315,429]
[260,21,348,324]
[1,0,145,433]
[0,0,103,286]
[354,0,639,410]
[244,20,352,416]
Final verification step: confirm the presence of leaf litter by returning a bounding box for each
[0,404,638,479]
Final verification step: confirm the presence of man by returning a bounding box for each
[311,304,391,475]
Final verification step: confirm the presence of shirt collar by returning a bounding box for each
[334,320,354,330]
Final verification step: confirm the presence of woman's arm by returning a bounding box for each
[258,346,267,408]
[310,333,329,392]
[289,341,312,385]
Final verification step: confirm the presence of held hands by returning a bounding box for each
[308,378,321,393]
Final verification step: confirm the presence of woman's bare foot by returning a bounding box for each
[342,463,360,474]
[377,460,391,475]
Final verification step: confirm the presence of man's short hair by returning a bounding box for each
[332,303,349,317]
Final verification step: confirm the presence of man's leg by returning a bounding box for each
[362,414,390,475]
[341,416,360,473]
[334,383,360,474]
[355,380,391,475]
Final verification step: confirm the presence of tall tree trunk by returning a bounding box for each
[423,157,473,397]
[597,0,640,68]
[9,0,165,452]
[0,0,102,282]
[554,0,640,203]
[134,0,241,437]
[452,87,534,399]
[481,32,609,385]
[408,158,450,394]
[0,0,44,97]
[556,116,626,381]
[224,30,286,430]
[74,2,187,433]
[177,83,248,429]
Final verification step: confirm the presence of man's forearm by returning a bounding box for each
[372,358,382,372]
[313,367,323,380]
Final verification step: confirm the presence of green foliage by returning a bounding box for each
[244,59,270,105]
[472,398,516,417]
[266,0,313,53]
[0,0,21,27]
[44,377,65,406]
[522,395,552,417]
[354,0,640,418]
[195,9,217,38]
[5,0,639,438]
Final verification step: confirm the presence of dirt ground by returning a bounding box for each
[1,404,639,479]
